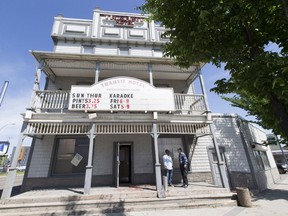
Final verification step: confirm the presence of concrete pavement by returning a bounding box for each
[123,173,288,216]
[1,173,287,215]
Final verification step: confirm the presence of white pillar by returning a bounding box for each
[152,123,164,198]
[30,61,44,109]
[149,20,156,41]
[148,63,153,85]
[1,123,27,201]
[84,124,96,195]
[92,8,101,38]
[95,62,100,84]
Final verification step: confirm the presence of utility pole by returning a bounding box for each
[0,81,9,107]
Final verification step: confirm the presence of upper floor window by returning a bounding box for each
[153,48,163,57]
[119,47,129,55]
[83,46,94,54]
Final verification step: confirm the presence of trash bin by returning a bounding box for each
[236,187,252,207]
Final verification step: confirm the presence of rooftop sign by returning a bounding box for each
[68,77,175,112]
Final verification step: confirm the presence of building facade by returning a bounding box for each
[19,9,217,196]
[207,114,279,192]
[1,9,279,199]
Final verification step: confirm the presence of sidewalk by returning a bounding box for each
[1,173,287,215]
[125,173,288,216]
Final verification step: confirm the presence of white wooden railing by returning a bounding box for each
[31,91,207,114]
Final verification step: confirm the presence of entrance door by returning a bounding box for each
[114,142,132,187]
[208,147,230,187]
[119,145,131,183]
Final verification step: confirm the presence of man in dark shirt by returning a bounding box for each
[178,147,188,188]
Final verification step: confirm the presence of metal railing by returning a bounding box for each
[31,91,207,114]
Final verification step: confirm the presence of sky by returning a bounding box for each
[0,0,253,156]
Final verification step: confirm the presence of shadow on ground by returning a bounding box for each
[253,188,288,201]
[0,185,21,197]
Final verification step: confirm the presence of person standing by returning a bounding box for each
[178,147,188,188]
[163,149,173,186]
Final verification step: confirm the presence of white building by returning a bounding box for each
[1,9,279,199]
[208,114,279,192]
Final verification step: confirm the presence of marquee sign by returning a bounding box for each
[68,77,175,112]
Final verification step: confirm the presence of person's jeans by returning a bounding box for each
[165,169,173,185]
[180,164,188,186]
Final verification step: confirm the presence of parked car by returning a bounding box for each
[276,163,288,174]
[16,166,26,172]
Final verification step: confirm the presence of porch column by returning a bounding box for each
[94,61,100,84]
[148,63,153,85]
[84,123,96,195]
[151,123,164,198]
[1,122,27,201]
[30,60,44,108]
[197,66,230,188]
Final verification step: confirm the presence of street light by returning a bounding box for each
[0,81,9,107]
[0,123,16,133]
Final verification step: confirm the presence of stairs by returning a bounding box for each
[0,184,236,215]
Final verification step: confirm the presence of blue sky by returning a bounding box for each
[0,0,251,155]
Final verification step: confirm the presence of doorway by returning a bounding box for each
[208,147,230,187]
[114,142,132,187]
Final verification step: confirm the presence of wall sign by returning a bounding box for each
[68,77,175,112]
[0,141,10,155]
[71,153,83,166]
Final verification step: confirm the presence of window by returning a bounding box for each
[53,137,89,175]
[253,151,270,170]
[76,81,93,86]
[153,48,163,57]
[83,46,94,54]
[119,47,129,55]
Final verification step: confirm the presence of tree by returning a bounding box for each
[140,0,288,141]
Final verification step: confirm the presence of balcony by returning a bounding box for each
[24,91,211,136]
[31,90,207,115]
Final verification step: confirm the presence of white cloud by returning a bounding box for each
[0,60,35,156]
[0,90,32,156]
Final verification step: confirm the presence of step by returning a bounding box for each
[0,185,236,215]
[3,186,233,205]
[0,196,236,215]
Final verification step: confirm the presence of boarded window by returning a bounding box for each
[53,138,89,174]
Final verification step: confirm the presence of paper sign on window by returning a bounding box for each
[71,153,83,166]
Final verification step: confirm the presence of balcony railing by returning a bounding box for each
[31,91,207,115]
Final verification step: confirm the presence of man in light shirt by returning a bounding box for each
[163,149,173,186]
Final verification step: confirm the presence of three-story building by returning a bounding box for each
[4,9,278,200]
[20,9,220,196]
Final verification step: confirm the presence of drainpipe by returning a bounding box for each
[197,66,229,188]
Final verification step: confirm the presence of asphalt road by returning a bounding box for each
[0,173,24,192]
[0,172,24,196]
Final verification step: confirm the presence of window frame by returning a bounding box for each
[51,136,90,176]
